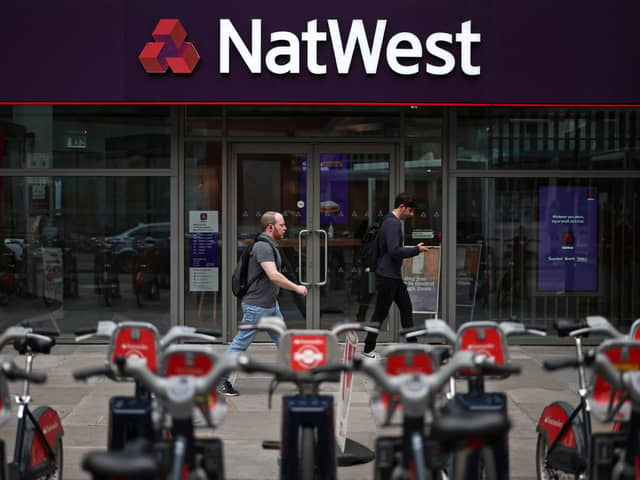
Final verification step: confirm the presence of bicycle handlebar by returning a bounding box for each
[354,350,515,413]
[542,357,583,371]
[159,326,221,349]
[115,353,242,416]
[542,351,624,392]
[0,359,47,384]
[72,364,115,381]
[0,326,56,353]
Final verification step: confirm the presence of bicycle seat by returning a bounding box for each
[553,317,588,337]
[13,335,55,355]
[82,444,161,478]
[430,410,510,444]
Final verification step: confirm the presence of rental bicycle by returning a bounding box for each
[73,320,220,450]
[535,315,629,480]
[415,318,545,480]
[236,317,378,480]
[352,347,517,480]
[0,326,63,480]
[543,339,640,480]
[81,351,242,480]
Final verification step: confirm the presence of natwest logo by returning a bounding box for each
[139,19,200,74]
[219,19,481,76]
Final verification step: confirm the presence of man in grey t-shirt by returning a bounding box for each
[218,211,308,396]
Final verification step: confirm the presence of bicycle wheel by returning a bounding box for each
[44,437,63,480]
[299,426,316,480]
[536,433,574,480]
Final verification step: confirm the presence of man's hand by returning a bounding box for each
[295,285,308,297]
[417,242,430,253]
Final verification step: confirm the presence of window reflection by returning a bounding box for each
[0,177,170,333]
[0,106,171,169]
[457,178,640,331]
[457,108,640,170]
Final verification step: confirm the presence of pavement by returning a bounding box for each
[0,343,586,479]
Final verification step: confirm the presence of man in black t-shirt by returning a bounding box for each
[362,193,430,357]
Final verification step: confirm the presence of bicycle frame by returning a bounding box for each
[537,335,591,477]
[7,352,63,480]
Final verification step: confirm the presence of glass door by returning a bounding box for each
[234,145,310,329]
[233,143,394,340]
[313,146,392,335]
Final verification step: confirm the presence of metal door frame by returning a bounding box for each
[229,142,398,342]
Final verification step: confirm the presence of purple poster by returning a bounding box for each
[300,154,349,225]
[537,186,598,292]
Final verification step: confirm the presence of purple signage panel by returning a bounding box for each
[1,1,640,103]
[537,186,598,292]
[189,232,219,268]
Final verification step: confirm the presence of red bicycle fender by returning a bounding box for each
[536,401,579,449]
[28,406,63,469]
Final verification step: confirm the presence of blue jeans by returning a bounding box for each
[222,302,282,382]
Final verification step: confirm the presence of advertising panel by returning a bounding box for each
[537,186,598,292]
[402,246,441,315]
[456,244,482,307]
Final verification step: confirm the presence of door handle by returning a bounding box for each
[298,229,311,286]
[316,229,328,286]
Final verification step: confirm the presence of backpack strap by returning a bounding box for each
[376,213,394,258]
[245,236,280,291]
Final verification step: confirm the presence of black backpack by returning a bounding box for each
[231,235,278,298]
[356,215,389,272]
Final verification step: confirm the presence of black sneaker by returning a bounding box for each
[217,380,239,397]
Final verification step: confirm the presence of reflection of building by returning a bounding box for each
[1,2,640,340]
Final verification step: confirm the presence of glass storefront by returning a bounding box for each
[1,104,639,340]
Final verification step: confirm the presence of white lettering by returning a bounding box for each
[425,32,454,75]
[301,20,328,74]
[386,32,421,75]
[266,31,300,74]
[328,19,386,74]
[218,19,482,77]
[456,20,481,75]
[220,18,262,73]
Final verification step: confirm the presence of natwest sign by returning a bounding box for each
[219,19,481,76]
[2,0,640,103]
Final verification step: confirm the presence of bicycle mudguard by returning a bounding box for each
[18,405,63,479]
[536,401,586,474]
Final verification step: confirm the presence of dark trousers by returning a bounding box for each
[364,275,417,353]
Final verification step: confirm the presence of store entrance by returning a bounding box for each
[233,143,395,339]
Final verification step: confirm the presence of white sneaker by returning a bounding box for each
[361,351,377,359]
